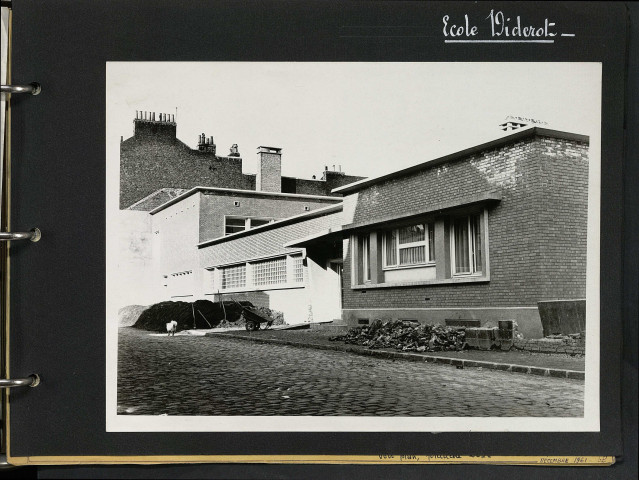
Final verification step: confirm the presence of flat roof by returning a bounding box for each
[332,126,589,195]
[283,226,344,248]
[197,203,343,248]
[149,186,341,215]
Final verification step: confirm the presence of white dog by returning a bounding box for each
[166,320,178,336]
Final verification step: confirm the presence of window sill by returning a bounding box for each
[351,275,489,290]
[204,283,306,294]
[382,262,436,271]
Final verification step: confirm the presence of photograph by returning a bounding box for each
[105,62,601,432]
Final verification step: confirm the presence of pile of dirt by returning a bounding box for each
[132,300,252,333]
[118,305,148,327]
[330,319,467,352]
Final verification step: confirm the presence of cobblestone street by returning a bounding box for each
[117,328,584,417]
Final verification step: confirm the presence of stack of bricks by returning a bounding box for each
[465,320,515,351]
[513,337,585,356]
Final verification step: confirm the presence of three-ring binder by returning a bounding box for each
[0,228,41,242]
[1,77,43,398]
[0,375,40,389]
[0,82,41,95]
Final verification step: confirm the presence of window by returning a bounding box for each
[360,234,371,282]
[383,222,434,268]
[224,216,277,236]
[221,264,246,289]
[225,217,247,235]
[451,214,482,276]
[292,255,305,283]
[213,254,304,291]
[253,257,287,286]
[350,210,488,288]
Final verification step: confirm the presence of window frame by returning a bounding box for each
[210,253,305,293]
[361,234,371,282]
[450,212,483,277]
[382,222,435,270]
[224,215,277,236]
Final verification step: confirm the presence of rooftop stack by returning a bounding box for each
[133,110,177,140]
[256,146,282,193]
[499,115,548,132]
[197,133,217,154]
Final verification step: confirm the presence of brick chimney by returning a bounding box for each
[197,133,216,154]
[133,111,177,140]
[256,146,282,192]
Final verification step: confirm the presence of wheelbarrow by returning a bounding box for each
[241,306,274,331]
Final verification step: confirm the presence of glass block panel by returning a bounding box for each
[292,255,304,283]
[253,257,287,286]
[221,264,246,289]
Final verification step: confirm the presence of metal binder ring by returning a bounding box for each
[0,228,41,242]
[0,82,41,95]
[0,374,40,388]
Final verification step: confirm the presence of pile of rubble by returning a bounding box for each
[544,332,585,341]
[329,320,466,352]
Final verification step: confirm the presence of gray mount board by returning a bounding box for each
[7,0,626,461]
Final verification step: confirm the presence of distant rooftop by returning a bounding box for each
[149,186,342,215]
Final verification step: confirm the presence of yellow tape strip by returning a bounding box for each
[6,455,616,466]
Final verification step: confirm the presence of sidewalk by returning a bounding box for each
[208,328,586,380]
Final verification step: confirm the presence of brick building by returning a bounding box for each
[287,126,589,337]
[196,204,345,324]
[120,111,363,210]
[115,110,363,307]
[148,187,341,308]
[121,115,589,336]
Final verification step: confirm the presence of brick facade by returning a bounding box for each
[119,116,364,209]
[199,209,342,267]
[198,191,339,243]
[340,133,589,334]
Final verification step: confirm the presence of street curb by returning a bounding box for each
[207,333,585,380]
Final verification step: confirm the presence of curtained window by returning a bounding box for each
[452,213,482,275]
[383,222,434,268]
